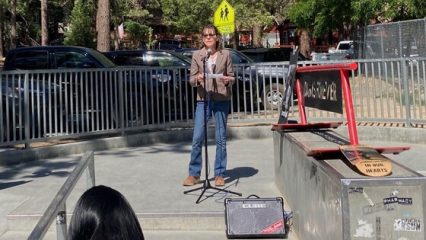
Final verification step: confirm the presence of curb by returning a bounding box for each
[1,125,425,165]
[0,125,273,166]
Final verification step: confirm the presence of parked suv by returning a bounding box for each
[155,40,189,50]
[176,48,254,64]
[240,47,307,62]
[177,48,294,109]
[105,49,256,112]
[104,49,190,67]
[103,49,193,121]
[3,46,116,70]
[1,46,117,141]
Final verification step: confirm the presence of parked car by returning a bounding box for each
[104,49,253,112]
[2,46,118,140]
[176,48,254,64]
[240,47,308,62]
[3,46,116,70]
[175,48,198,59]
[103,49,193,121]
[177,47,296,110]
[328,40,354,58]
[154,39,189,50]
[311,41,354,61]
[103,49,191,86]
[104,49,191,67]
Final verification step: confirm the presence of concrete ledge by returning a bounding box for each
[0,125,274,165]
[1,124,425,166]
[7,212,225,232]
[335,125,426,144]
[273,129,426,240]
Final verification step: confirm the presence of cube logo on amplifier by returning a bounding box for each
[224,197,286,239]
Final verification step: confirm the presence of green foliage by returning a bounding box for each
[233,0,274,30]
[1,0,424,51]
[111,0,153,25]
[380,0,426,21]
[64,0,95,48]
[288,0,426,38]
[287,0,352,38]
[157,0,282,35]
[159,0,216,35]
[351,0,412,25]
[15,1,41,42]
[110,0,157,48]
[350,0,382,25]
[125,20,152,42]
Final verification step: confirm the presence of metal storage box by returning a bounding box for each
[273,130,426,240]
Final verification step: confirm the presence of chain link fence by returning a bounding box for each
[354,18,426,59]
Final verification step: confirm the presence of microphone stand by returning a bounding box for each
[184,53,241,204]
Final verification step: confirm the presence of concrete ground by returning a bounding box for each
[0,128,298,240]
[1,125,426,240]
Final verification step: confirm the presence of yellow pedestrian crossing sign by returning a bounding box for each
[213,0,235,34]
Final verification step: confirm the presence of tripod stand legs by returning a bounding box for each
[184,178,242,204]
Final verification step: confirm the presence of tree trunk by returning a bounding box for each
[96,0,110,52]
[41,0,48,46]
[0,2,4,58]
[252,24,262,48]
[232,30,238,49]
[299,29,311,59]
[10,0,16,49]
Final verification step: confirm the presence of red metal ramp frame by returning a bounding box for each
[272,63,409,155]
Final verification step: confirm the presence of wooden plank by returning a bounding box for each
[340,145,392,177]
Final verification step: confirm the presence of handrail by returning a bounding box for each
[28,151,95,240]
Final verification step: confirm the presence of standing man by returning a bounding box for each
[183,24,235,187]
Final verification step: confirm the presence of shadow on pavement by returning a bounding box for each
[225,166,258,183]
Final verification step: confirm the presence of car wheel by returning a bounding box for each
[263,83,284,110]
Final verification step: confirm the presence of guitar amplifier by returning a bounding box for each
[224,196,286,239]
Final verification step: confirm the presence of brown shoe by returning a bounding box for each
[215,176,225,186]
[183,176,200,186]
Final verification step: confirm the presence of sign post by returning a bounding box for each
[213,0,235,34]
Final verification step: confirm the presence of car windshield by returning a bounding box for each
[105,50,191,67]
[176,48,253,64]
[241,48,293,63]
[339,43,352,50]
[175,48,197,59]
[229,50,254,64]
[145,51,190,67]
[87,48,116,67]
[172,52,192,64]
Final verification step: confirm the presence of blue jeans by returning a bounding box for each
[189,100,230,177]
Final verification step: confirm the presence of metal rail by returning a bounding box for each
[27,151,95,240]
[1,58,425,147]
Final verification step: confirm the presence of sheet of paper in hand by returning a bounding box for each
[339,145,392,177]
[206,73,224,79]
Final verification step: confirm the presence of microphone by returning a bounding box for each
[206,48,212,58]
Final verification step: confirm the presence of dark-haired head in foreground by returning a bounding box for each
[68,185,144,240]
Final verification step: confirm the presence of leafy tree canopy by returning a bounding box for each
[2,0,425,51]
[64,0,96,48]
[159,0,216,35]
[288,0,426,38]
